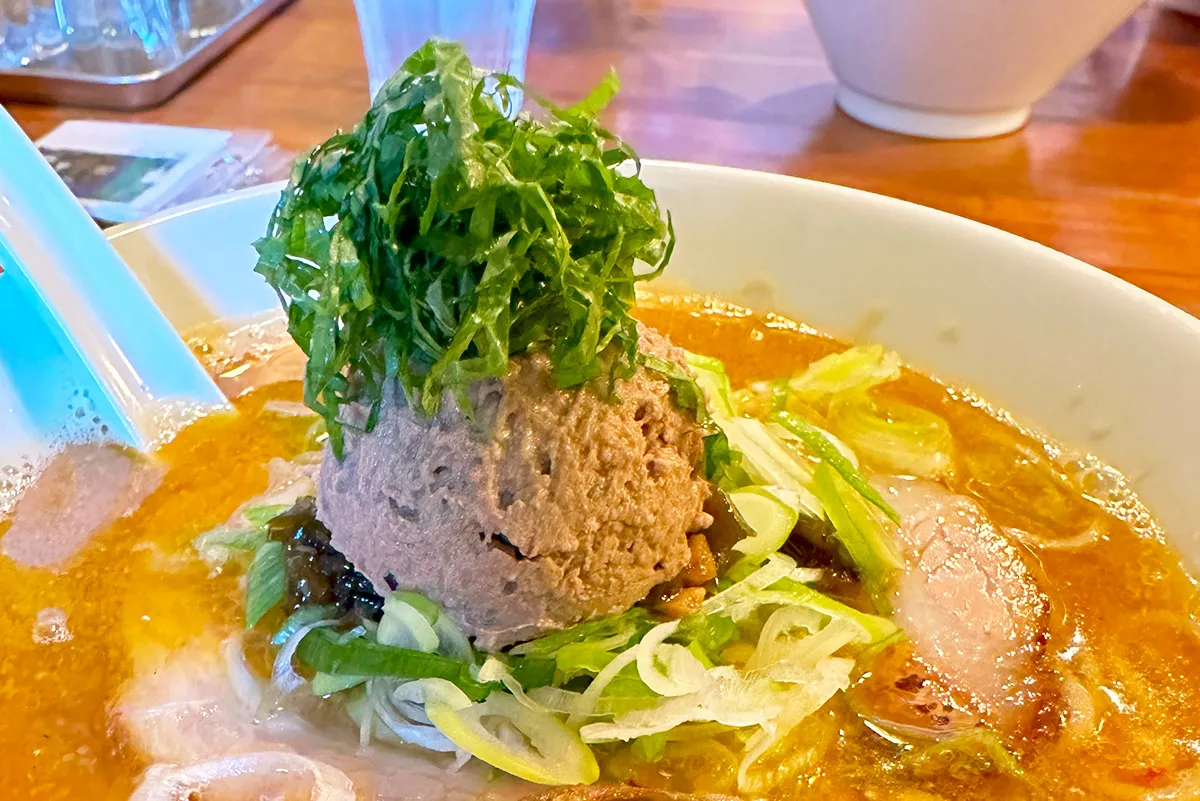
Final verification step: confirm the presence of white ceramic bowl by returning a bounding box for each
[85,162,1200,566]
[804,0,1145,139]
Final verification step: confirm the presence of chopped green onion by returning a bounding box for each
[509,608,654,658]
[195,527,267,553]
[811,464,903,613]
[728,485,802,558]
[295,627,492,701]
[272,604,339,646]
[245,540,287,629]
[721,416,813,490]
[311,671,368,696]
[767,577,898,643]
[773,411,900,524]
[243,503,294,528]
[684,351,736,418]
[194,527,269,567]
[377,595,440,652]
[420,679,601,785]
[631,731,669,762]
[383,591,477,664]
[390,591,441,623]
[508,656,557,690]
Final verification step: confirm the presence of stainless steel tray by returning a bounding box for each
[0,0,294,110]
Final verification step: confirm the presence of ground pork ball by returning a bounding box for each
[317,326,712,649]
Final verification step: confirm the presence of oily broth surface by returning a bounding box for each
[635,295,1200,799]
[0,295,1195,799]
[0,384,314,799]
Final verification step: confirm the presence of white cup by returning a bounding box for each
[804,0,1145,139]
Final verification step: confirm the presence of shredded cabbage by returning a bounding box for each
[674,613,739,663]
[827,396,953,478]
[571,646,641,721]
[551,639,622,681]
[510,608,652,657]
[782,344,901,401]
[512,607,652,684]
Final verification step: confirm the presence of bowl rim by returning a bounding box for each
[107,158,1200,345]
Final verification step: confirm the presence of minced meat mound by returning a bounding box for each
[317,326,712,649]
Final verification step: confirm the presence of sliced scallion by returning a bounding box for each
[243,503,294,528]
[773,411,900,524]
[245,540,287,628]
[811,464,903,613]
[295,627,492,701]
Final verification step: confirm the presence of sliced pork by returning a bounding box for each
[116,637,531,801]
[875,476,1050,728]
[1,443,163,569]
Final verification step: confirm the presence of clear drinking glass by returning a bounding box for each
[352,0,537,101]
[0,0,244,74]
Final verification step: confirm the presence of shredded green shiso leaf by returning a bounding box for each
[254,39,674,454]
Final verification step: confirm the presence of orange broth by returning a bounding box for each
[1,294,1198,800]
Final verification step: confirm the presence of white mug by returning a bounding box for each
[805,0,1145,139]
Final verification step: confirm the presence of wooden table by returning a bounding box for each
[9,0,1200,315]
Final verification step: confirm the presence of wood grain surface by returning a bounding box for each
[8,0,1200,315]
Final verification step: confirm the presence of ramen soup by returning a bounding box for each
[4,41,1200,801]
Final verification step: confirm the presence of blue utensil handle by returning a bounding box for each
[0,106,228,452]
